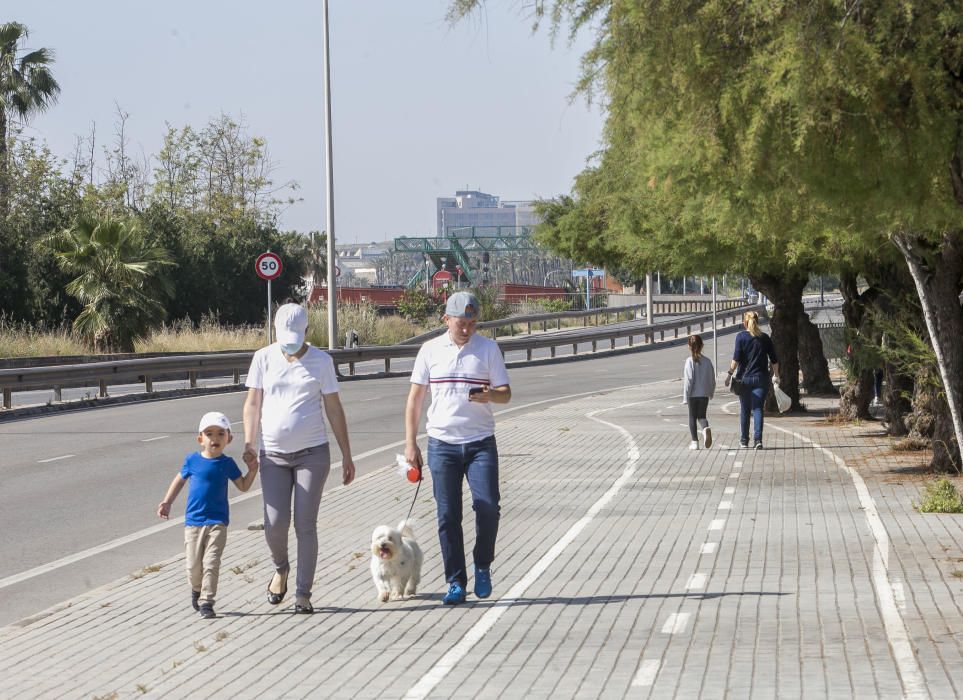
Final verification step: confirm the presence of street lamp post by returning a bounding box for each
[322,0,337,349]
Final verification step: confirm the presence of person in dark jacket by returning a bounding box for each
[726,311,779,449]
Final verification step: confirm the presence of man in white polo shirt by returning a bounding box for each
[405,291,511,605]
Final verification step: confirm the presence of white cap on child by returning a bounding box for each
[198,411,231,433]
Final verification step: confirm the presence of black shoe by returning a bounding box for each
[294,596,314,614]
[191,590,201,612]
[754,441,763,450]
[199,603,216,619]
[267,568,289,605]
[740,441,750,449]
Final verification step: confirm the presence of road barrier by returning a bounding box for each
[0,303,762,410]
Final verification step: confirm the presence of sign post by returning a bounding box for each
[571,268,604,310]
[255,252,283,344]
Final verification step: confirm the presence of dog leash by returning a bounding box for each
[403,472,422,526]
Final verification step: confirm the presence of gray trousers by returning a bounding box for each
[260,443,331,600]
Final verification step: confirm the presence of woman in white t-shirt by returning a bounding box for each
[242,303,356,614]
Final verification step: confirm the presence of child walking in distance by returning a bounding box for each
[157,411,259,619]
[683,334,715,450]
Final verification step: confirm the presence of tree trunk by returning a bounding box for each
[882,361,912,437]
[931,394,961,474]
[0,106,8,220]
[797,309,837,395]
[892,231,963,472]
[751,269,807,411]
[838,371,875,420]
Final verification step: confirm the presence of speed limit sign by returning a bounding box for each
[255,252,283,280]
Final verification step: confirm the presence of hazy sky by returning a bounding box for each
[16,1,604,243]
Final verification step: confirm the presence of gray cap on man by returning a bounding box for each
[444,291,479,319]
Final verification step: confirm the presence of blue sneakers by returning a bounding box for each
[474,568,492,599]
[443,583,466,605]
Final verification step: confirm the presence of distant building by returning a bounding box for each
[436,190,539,238]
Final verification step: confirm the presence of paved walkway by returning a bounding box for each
[1,381,962,699]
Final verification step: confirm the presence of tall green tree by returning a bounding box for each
[40,214,175,352]
[455,1,963,465]
[0,22,60,217]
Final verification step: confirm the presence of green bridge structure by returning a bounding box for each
[394,227,540,288]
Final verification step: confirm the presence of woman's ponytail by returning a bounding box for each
[744,311,762,337]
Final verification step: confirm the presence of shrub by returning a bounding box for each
[915,477,963,513]
[397,288,443,324]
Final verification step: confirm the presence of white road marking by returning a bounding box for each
[892,581,906,612]
[686,573,707,589]
[37,454,74,464]
[700,542,717,555]
[718,501,732,510]
[729,472,740,479]
[768,424,927,700]
[359,396,383,402]
[726,450,736,456]
[708,519,726,530]
[404,396,653,700]
[724,487,735,494]
[734,460,743,469]
[140,436,169,443]
[661,612,691,634]
[632,659,661,687]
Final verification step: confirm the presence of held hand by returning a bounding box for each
[242,449,259,470]
[405,444,423,470]
[157,502,171,520]
[468,386,491,403]
[243,443,258,466]
[341,457,356,486]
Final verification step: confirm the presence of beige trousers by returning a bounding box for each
[185,524,227,605]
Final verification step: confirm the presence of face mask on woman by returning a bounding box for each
[281,342,303,355]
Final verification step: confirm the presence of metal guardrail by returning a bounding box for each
[0,303,763,410]
[401,297,749,345]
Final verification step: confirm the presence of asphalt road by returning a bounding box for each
[0,327,742,627]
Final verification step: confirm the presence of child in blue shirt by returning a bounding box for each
[157,411,258,619]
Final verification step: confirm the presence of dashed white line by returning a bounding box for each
[359,396,383,402]
[686,573,707,590]
[708,519,726,530]
[718,501,732,510]
[729,472,740,478]
[701,542,718,555]
[724,487,735,495]
[661,612,691,634]
[734,461,743,469]
[140,435,169,443]
[632,659,661,687]
[38,454,75,464]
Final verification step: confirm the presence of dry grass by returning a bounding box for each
[892,436,931,452]
[0,318,87,357]
[306,303,425,347]
[136,316,266,353]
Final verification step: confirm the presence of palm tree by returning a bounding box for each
[0,22,60,215]
[40,214,175,352]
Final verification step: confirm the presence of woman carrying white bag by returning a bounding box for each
[726,311,781,449]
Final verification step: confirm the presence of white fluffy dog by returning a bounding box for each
[370,520,423,602]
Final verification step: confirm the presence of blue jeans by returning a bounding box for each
[738,375,770,443]
[428,435,500,587]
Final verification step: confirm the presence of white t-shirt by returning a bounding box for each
[411,332,510,444]
[246,344,340,453]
